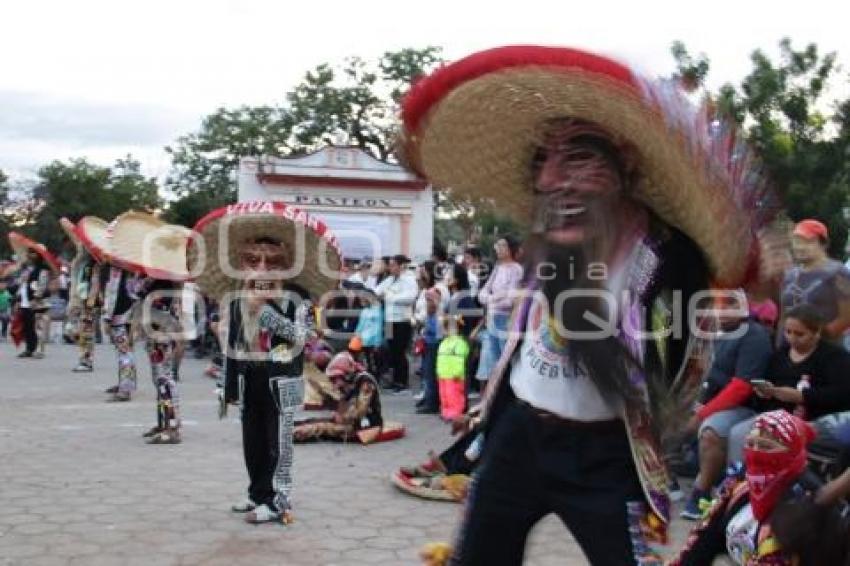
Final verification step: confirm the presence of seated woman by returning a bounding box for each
[727,304,850,465]
[303,336,366,411]
[670,410,821,565]
[293,367,398,444]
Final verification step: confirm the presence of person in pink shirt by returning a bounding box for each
[475,235,523,386]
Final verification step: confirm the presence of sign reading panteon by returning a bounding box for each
[238,147,433,262]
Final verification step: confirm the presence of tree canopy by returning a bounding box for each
[0,156,160,259]
[163,47,444,227]
[673,38,850,256]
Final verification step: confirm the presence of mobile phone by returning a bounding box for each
[750,379,773,388]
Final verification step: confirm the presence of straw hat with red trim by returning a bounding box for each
[190,201,343,301]
[106,211,192,281]
[76,216,111,263]
[7,232,60,272]
[59,217,83,250]
[399,45,778,287]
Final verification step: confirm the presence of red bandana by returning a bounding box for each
[743,410,815,521]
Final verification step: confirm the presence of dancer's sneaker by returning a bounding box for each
[142,426,162,438]
[680,487,710,520]
[146,429,181,444]
[72,363,93,373]
[244,504,280,524]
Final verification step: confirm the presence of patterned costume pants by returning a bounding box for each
[110,324,137,395]
[77,306,96,368]
[146,337,180,430]
[241,371,301,513]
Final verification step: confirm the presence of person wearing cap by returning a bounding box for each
[375,254,419,391]
[781,219,850,343]
[400,46,784,564]
[191,201,340,525]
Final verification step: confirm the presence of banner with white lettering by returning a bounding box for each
[312,213,392,259]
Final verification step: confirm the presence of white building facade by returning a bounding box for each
[238,147,433,262]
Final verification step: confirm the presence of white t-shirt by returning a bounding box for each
[510,301,622,421]
[18,268,30,308]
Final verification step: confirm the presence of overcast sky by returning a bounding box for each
[2,0,848,181]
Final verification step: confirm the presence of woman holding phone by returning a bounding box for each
[727,304,850,463]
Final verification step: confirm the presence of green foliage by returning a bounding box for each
[165,105,294,201]
[161,186,234,228]
[670,40,710,91]
[4,156,161,260]
[673,39,850,256]
[164,47,444,222]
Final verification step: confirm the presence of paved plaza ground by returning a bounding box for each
[0,340,699,565]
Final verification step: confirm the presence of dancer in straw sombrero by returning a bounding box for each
[191,201,341,524]
[77,214,147,402]
[399,45,783,564]
[60,217,104,373]
[7,232,60,359]
[107,211,194,444]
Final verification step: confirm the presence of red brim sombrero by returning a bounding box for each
[400,45,777,287]
[76,216,111,263]
[7,232,60,272]
[190,201,343,301]
[59,217,82,250]
[107,211,191,281]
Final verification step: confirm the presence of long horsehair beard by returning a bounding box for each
[526,237,641,406]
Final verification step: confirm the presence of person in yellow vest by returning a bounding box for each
[437,315,470,421]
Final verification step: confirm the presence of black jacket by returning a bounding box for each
[223,297,310,403]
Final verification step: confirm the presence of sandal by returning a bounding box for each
[244,504,280,524]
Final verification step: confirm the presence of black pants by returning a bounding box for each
[241,369,298,513]
[440,430,478,476]
[452,401,646,566]
[386,321,412,388]
[21,308,38,353]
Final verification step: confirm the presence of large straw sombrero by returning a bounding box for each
[7,232,60,272]
[400,46,777,286]
[76,216,111,263]
[107,211,191,281]
[190,201,343,301]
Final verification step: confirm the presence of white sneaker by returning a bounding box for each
[244,504,280,523]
